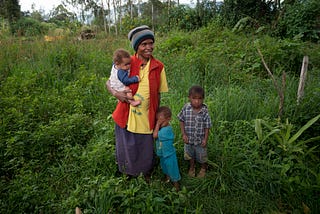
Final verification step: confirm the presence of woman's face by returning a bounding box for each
[136,39,154,60]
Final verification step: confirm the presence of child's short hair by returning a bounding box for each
[157,106,172,118]
[113,48,131,64]
[189,85,205,98]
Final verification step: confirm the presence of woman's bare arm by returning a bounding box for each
[105,79,130,103]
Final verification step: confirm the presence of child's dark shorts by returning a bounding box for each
[184,143,208,163]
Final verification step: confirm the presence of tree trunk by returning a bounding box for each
[101,0,107,33]
[107,0,111,33]
[113,0,118,35]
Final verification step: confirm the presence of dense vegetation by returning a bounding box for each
[1,0,320,213]
[1,22,320,213]
[1,0,320,41]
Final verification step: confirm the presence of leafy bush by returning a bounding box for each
[275,0,320,42]
[11,17,48,36]
[220,0,277,28]
[254,116,320,209]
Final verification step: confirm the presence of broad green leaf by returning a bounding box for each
[288,114,320,144]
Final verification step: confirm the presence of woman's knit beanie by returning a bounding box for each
[128,25,154,52]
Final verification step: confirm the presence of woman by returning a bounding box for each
[106,25,168,179]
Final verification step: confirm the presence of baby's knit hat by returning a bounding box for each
[128,25,155,52]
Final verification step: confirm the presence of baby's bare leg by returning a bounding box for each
[125,86,133,99]
[124,86,141,106]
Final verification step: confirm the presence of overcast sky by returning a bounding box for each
[20,0,63,12]
[19,0,197,13]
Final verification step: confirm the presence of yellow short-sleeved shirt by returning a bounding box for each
[127,61,168,134]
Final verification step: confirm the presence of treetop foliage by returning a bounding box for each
[0,0,319,42]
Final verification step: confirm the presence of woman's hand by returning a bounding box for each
[115,89,131,103]
[106,80,130,103]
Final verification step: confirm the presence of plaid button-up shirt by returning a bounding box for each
[177,103,212,145]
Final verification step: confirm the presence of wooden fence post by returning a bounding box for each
[76,207,82,214]
[297,56,309,104]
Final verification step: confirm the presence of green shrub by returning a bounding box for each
[12,17,48,36]
[275,0,320,42]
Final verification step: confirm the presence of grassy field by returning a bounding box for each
[1,24,320,213]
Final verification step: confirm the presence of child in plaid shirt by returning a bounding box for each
[177,85,212,178]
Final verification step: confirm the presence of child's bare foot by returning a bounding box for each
[173,182,180,192]
[197,168,206,178]
[162,175,170,183]
[188,168,195,177]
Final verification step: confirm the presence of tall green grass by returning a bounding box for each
[1,25,319,213]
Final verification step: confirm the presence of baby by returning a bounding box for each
[109,48,141,106]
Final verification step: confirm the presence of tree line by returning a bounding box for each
[0,0,319,41]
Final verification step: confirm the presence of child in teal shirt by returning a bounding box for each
[153,106,181,191]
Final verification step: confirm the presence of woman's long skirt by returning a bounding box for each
[115,124,155,176]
